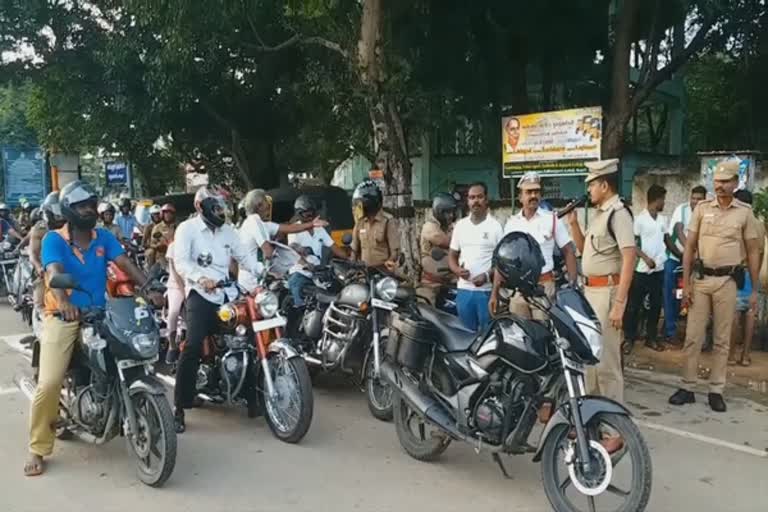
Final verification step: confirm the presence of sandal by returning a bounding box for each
[23,454,45,477]
[739,357,752,367]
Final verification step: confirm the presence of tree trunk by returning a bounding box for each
[358,0,418,274]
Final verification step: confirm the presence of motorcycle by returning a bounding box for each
[16,268,177,487]
[382,284,652,512]
[9,250,35,324]
[292,257,412,421]
[0,236,19,296]
[182,277,314,443]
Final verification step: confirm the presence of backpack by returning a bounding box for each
[606,200,634,243]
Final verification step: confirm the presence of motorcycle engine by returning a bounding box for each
[218,351,247,398]
[73,373,110,431]
[197,363,214,390]
[472,372,538,445]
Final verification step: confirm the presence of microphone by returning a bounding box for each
[556,194,589,219]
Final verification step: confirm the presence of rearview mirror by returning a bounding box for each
[430,247,446,261]
[48,273,79,290]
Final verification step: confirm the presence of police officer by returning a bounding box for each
[418,193,457,305]
[668,160,761,412]
[567,159,636,404]
[97,202,123,239]
[492,172,578,320]
[150,203,177,267]
[351,180,399,271]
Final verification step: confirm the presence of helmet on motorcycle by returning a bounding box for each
[492,231,545,296]
[97,202,116,216]
[41,191,65,229]
[293,195,317,220]
[352,179,383,218]
[59,180,99,230]
[194,186,226,229]
[431,193,458,227]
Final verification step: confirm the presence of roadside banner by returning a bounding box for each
[502,107,602,178]
[1,146,47,205]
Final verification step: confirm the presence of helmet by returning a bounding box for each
[293,195,316,217]
[432,193,458,226]
[0,203,9,217]
[194,186,226,229]
[30,207,42,223]
[352,179,383,217]
[59,180,99,230]
[161,203,176,213]
[41,191,65,229]
[97,202,116,215]
[149,204,162,216]
[492,231,545,296]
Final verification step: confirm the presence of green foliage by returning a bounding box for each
[0,81,37,147]
[753,188,768,222]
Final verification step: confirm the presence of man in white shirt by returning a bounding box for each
[490,172,578,320]
[172,187,264,433]
[662,185,707,343]
[286,195,348,306]
[238,189,327,292]
[623,184,670,354]
[449,182,504,331]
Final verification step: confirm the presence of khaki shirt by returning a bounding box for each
[688,198,759,267]
[420,217,453,277]
[143,222,158,248]
[101,222,123,240]
[150,221,176,252]
[351,210,399,268]
[582,194,635,276]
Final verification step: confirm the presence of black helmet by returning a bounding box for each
[30,207,42,223]
[492,232,545,296]
[41,191,65,229]
[294,195,316,218]
[352,179,383,216]
[432,193,457,227]
[59,180,99,230]
[194,186,226,229]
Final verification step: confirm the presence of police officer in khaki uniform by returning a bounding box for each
[669,160,761,412]
[351,180,399,271]
[567,159,636,404]
[418,193,457,305]
[143,205,162,267]
[150,203,177,267]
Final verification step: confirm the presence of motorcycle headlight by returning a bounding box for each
[1,241,11,251]
[376,277,398,302]
[218,304,237,323]
[255,290,279,318]
[131,333,159,358]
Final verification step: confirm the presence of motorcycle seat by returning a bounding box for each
[417,304,476,352]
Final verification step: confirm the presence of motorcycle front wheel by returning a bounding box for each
[540,412,652,512]
[128,391,177,488]
[364,341,393,421]
[263,353,314,444]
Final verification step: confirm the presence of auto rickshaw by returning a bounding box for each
[266,185,354,246]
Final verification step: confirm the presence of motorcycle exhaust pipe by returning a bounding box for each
[380,361,467,442]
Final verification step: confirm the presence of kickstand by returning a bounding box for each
[492,453,513,479]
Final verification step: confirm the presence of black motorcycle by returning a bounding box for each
[16,269,177,487]
[382,284,652,512]
[292,258,412,421]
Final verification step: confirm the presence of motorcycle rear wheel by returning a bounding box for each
[263,354,314,444]
[393,393,451,462]
[129,391,177,488]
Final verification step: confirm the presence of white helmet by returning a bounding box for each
[149,204,162,215]
[97,202,116,215]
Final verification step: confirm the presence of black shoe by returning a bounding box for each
[174,410,186,434]
[165,348,179,365]
[708,393,727,413]
[645,340,665,352]
[668,389,695,406]
[622,340,635,356]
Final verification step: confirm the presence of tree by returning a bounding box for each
[0,81,37,147]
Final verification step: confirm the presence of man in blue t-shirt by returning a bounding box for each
[24,181,156,478]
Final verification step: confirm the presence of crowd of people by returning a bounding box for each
[19,155,762,476]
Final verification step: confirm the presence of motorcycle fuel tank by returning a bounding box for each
[337,283,369,308]
[473,317,550,373]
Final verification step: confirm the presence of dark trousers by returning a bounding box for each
[175,290,220,409]
[624,271,664,344]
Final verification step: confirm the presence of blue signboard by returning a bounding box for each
[105,161,129,186]
[2,146,47,206]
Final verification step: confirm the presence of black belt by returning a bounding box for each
[702,266,738,277]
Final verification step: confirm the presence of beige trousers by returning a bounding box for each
[416,283,440,306]
[584,285,624,403]
[682,276,737,394]
[29,317,80,456]
[509,281,556,321]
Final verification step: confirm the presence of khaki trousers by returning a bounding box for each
[682,276,737,394]
[416,283,440,306]
[509,281,556,321]
[29,317,80,456]
[584,285,624,403]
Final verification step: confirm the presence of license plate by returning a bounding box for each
[371,298,397,310]
[251,316,287,331]
[675,289,683,300]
